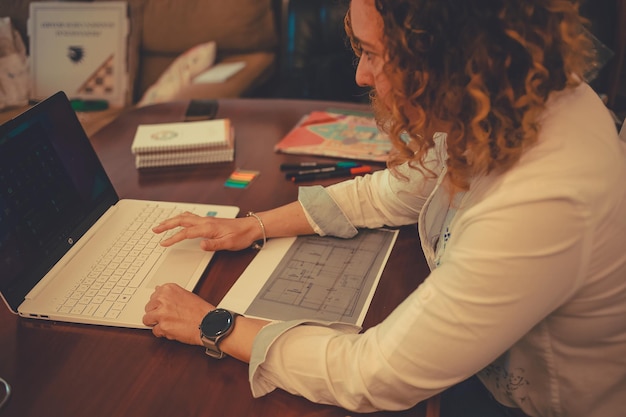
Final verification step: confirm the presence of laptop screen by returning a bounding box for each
[0,92,119,312]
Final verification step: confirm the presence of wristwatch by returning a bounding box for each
[199,308,240,359]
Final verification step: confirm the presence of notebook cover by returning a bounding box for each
[131,119,231,154]
[274,111,391,162]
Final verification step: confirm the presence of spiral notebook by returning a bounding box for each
[131,119,234,168]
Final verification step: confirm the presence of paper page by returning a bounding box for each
[193,61,246,84]
[219,229,398,326]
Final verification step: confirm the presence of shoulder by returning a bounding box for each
[492,84,621,199]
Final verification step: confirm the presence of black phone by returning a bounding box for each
[184,99,218,121]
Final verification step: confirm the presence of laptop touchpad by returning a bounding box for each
[146,250,207,288]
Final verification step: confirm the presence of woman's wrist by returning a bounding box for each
[220,315,271,363]
[246,212,267,250]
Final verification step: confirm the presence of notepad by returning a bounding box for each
[224,169,259,188]
[131,119,230,153]
[131,119,235,168]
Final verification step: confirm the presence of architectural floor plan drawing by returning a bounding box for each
[245,228,397,324]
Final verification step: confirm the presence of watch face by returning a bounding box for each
[201,308,234,337]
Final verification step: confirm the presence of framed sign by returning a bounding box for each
[28,1,128,106]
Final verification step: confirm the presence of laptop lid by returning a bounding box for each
[0,91,119,313]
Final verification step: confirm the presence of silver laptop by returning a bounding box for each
[0,91,239,328]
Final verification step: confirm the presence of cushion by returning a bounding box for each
[136,0,278,102]
[138,41,216,106]
[141,0,277,55]
[140,51,275,102]
[174,52,276,98]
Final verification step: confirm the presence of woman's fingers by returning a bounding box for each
[151,213,254,251]
[152,212,216,248]
[152,211,202,233]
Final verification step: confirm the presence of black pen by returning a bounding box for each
[290,165,372,182]
[284,164,363,179]
[280,161,361,171]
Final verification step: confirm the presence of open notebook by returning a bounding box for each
[0,91,239,328]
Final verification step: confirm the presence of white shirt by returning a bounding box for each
[248,83,626,416]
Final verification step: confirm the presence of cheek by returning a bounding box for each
[375,75,390,95]
[373,72,392,106]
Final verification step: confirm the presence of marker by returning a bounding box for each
[284,164,363,179]
[70,99,109,112]
[290,165,372,183]
[280,161,361,171]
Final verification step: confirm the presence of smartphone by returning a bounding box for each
[184,99,218,121]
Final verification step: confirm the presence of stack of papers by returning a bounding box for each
[131,119,234,168]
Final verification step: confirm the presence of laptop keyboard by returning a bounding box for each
[56,204,182,318]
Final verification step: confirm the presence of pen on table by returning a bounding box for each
[280,161,361,171]
[284,164,363,178]
[290,165,372,182]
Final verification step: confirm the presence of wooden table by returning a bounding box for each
[0,99,435,417]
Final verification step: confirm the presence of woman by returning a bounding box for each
[142,1,626,416]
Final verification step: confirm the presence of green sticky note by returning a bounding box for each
[224,179,249,188]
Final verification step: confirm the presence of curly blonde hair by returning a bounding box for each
[346,0,596,189]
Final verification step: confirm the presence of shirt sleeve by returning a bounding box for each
[247,193,590,412]
[298,185,358,238]
[298,162,438,238]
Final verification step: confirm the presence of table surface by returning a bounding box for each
[0,98,434,417]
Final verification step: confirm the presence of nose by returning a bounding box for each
[355,57,373,87]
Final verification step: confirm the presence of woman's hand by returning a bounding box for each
[142,283,213,346]
[152,202,315,252]
[143,283,271,362]
[152,211,261,251]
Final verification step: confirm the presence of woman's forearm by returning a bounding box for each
[255,201,316,239]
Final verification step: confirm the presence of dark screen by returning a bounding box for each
[0,92,118,311]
